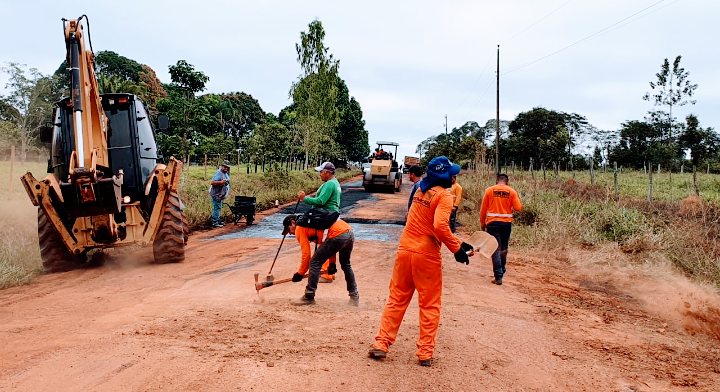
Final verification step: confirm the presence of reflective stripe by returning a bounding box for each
[487,213,513,217]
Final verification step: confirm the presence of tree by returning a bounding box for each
[95,51,144,82]
[156,60,212,163]
[504,107,590,168]
[643,55,698,128]
[98,73,145,95]
[0,63,57,161]
[290,19,341,166]
[678,114,718,167]
[138,65,167,113]
[334,78,369,161]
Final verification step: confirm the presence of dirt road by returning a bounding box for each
[2,178,720,391]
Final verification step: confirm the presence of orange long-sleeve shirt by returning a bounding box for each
[479,184,522,226]
[295,219,352,274]
[449,182,463,208]
[401,185,463,257]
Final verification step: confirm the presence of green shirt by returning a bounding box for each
[304,178,341,212]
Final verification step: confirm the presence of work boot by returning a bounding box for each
[368,347,387,359]
[349,294,360,306]
[491,278,502,285]
[419,358,433,367]
[291,295,316,306]
[319,276,334,284]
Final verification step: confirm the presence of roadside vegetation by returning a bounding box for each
[458,169,720,289]
[0,160,359,289]
[180,163,360,230]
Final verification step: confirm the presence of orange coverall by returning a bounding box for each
[295,226,335,280]
[373,185,463,360]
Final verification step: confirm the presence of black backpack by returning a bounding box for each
[296,208,340,230]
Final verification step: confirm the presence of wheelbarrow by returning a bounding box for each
[224,196,256,225]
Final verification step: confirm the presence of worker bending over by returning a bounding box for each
[369,156,473,367]
[283,215,360,306]
[480,173,522,285]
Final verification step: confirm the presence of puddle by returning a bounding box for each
[205,212,403,242]
[205,179,404,242]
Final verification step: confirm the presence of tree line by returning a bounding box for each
[417,55,717,175]
[0,19,370,166]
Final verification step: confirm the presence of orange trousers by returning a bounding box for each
[373,249,442,360]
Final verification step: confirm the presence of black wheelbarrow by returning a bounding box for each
[224,196,256,225]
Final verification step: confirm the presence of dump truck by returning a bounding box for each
[20,16,187,272]
[403,156,420,173]
[363,141,402,193]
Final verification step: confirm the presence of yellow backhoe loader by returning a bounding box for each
[20,15,187,272]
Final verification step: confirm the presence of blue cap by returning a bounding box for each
[418,156,461,192]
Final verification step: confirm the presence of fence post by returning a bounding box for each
[553,162,558,180]
[512,160,515,175]
[9,145,15,195]
[681,164,684,174]
[693,165,699,196]
[204,153,208,180]
[542,162,546,180]
[530,158,534,179]
[708,162,711,174]
[590,157,594,185]
[648,162,653,201]
[614,161,618,202]
[657,163,660,175]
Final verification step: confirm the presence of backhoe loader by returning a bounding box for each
[20,15,187,272]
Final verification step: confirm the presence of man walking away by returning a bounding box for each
[369,156,474,367]
[209,160,231,228]
[480,173,522,285]
[449,175,463,233]
[283,215,360,306]
[407,165,423,211]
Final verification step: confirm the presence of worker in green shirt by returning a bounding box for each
[297,162,341,212]
[297,161,342,282]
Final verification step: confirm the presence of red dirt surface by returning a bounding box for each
[1,177,720,391]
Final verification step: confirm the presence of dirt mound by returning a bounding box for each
[680,194,704,217]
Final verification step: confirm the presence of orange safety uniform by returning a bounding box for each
[449,182,463,208]
[479,184,522,226]
[373,185,463,360]
[295,225,340,280]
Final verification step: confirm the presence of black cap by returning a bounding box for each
[282,215,297,235]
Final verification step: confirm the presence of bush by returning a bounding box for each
[593,207,646,245]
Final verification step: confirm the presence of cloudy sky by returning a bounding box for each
[1,0,717,161]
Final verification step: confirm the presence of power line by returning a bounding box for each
[502,0,675,75]
[500,0,574,45]
[449,53,493,119]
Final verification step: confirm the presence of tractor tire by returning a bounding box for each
[153,192,186,264]
[181,211,190,245]
[395,178,401,192]
[38,208,86,273]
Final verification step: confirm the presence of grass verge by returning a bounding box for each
[457,170,720,289]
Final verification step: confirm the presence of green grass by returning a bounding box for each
[457,168,720,289]
[501,167,720,203]
[179,163,361,230]
[0,160,46,289]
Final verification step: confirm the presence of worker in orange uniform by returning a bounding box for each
[282,215,333,285]
[480,173,522,285]
[369,156,474,367]
[283,215,359,306]
[448,174,463,233]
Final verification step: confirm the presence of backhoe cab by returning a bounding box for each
[363,141,403,193]
[20,16,187,272]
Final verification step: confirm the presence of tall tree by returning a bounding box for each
[290,19,341,166]
[156,60,211,163]
[0,63,58,161]
[678,114,718,167]
[138,64,167,113]
[334,78,369,161]
[95,51,144,83]
[643,55,697,133]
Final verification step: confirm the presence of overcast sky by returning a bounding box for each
[2,0,718,161]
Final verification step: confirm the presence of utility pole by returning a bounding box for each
[495,44,500,175]
[445,114,448,134]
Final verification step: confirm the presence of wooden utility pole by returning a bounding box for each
[495,45,500,175]
[614,161,618,202]
[204,153,208,180]
[445,114,448,134]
